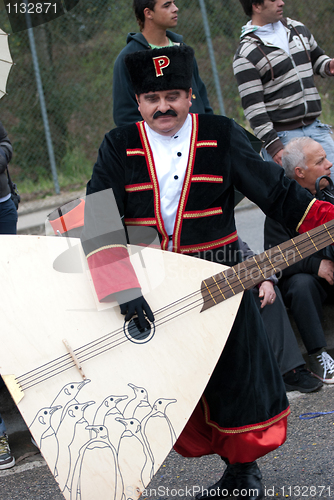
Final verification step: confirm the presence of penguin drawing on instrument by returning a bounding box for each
[55,401,95,492]
[70,424,124,500]
[93,394,128,450]
[51,379,91,432]
[116,416,154,492]
[141,397,177,475]
[93,394,128,425]
[29,405,62,475]
[62,406,95,495]
[123,383,151,421]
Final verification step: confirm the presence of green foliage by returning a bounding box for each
[17,143,92,193]
[0,0,334,195]
[60,144,92,180]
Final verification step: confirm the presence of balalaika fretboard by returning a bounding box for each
[201,219,334,311]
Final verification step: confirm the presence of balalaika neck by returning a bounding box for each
[201,219,334,311]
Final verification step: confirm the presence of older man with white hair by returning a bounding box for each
[265,136,334,384]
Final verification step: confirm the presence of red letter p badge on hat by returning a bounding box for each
[152,56,170,77]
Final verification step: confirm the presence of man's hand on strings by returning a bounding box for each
[117,288,155,329]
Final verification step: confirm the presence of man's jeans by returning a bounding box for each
[0,197,17,235]
[0,413,6,436]
[0,377,6,436]
[0,197,17,437]
[262,119,334,176]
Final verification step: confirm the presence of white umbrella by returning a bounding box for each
[0,29,13,99]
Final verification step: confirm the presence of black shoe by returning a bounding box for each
[283,366,323,393]
[229,461,264,500]
[195,461,264,500]
[195,466,235,499]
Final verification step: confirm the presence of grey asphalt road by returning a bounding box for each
[235,203,266,253]
[1,384,334,500]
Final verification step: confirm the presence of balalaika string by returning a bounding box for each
[17,220,334,391]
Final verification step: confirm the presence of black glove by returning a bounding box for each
[117,288,154,330]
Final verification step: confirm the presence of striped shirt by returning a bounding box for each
[233,18,332,157]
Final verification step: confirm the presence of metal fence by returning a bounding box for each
[0,0,334,193]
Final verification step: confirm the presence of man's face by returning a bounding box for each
[137,89,192,136]
[146,0,178,29]
[253,0,284,25]
[297,142,332,194]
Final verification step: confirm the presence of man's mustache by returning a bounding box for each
[153,109,177,119]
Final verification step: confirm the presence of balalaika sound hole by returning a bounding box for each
[124,317,155,344]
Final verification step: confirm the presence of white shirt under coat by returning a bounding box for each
[145,114,191,249]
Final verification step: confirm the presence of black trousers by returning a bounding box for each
[205,290,288,429]
[279,273,334,354]
[252,287,305,375]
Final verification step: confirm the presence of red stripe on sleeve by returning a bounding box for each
[87,247,141,301]
[299,199,334,233]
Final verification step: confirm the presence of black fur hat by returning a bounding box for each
[125,45,194,95]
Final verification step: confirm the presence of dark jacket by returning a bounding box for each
[81,113,322,434]
[0,121,13,199]
[83,114,314,284]
[112,31,213,127]
[264,214,326,278]
[264,176,334,278]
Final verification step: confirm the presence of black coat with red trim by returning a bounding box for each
[85,113,314,269]
[81,114,334,451]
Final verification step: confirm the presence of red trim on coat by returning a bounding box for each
[124,218,157,226]
[196,140,217,148]
[125,183,153,192]
[137,121,169,251]
[126,149,145,156]
[174,399,289,464]
[87,247,141,301]
[191,175,223,183]
[183,207,223,219]
[201,395,290,433]
[298,199,334,233]
[173,113,199,252]
[179,231,238,254]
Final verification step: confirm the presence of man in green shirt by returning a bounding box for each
[112,0,213,126]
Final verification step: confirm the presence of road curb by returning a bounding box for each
[17,189,86,235]
[18,189,86,216]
